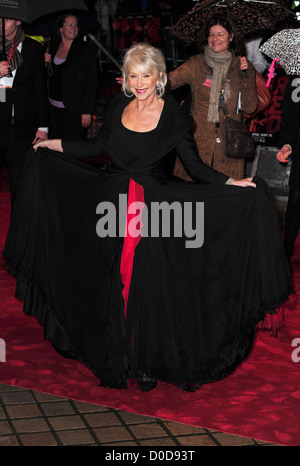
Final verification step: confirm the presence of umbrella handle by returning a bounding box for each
[1,18,6,60]
[266,58,280,87]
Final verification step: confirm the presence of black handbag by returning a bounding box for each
[219,91,256,160]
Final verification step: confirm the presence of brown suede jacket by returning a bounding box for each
[168,54,258,180]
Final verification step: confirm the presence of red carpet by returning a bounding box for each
[0,192,299,446]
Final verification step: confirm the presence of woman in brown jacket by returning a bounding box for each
[168,14,258,180]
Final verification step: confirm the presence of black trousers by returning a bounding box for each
[49,104,87,139]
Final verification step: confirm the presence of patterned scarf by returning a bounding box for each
[203,45,232,123]
[0,26,25,72]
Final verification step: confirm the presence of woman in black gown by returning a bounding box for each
[3,43,292,392]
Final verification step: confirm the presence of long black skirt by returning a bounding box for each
[3,148,293,390]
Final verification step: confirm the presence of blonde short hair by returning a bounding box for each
[121,42,167,98]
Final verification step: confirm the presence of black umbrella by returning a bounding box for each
[170,0,295,45]
[1,0,88,61]
[0,0,88,23]
[23,14,100,39]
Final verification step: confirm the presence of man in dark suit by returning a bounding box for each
[0,18,49,207]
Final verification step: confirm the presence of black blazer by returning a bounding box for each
[62,92,229,185]
[49,37,98,116]
[0,37,49,140]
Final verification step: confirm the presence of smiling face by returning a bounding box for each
[127,65,160,101]
[207,24,233,54]
[60,15,78,41]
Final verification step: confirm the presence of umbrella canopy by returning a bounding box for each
[0,0,88,23]
[259,28,300,75]
[23,14,100,39]
[170,0,295,44]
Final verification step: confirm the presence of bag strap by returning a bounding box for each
[219,90,229,116]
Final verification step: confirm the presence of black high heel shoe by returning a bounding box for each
[176,381,202,392]
[138,373,157,392]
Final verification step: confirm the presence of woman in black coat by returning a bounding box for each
[45,13,98,139]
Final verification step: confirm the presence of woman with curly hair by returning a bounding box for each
[168,14,258,180]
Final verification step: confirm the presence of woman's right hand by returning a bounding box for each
[44,52,51,64]
[276,144,292,163]
[0,61,10,78]
[239,56,249,71]
[232,177,256,188]
[33,139,63,153]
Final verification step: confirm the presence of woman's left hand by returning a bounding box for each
[239,56,248,71]
[232,177,256,188]
[81,114,92,128]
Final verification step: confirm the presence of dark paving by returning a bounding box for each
[0,384,280,447]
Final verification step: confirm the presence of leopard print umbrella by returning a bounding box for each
[170,0,294,44]
[259,29,300,75]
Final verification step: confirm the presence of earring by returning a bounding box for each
[156,82,163,98]
[123,87,134,98]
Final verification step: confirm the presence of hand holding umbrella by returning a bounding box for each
[239,56,249,70]
[0,60,10,78]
